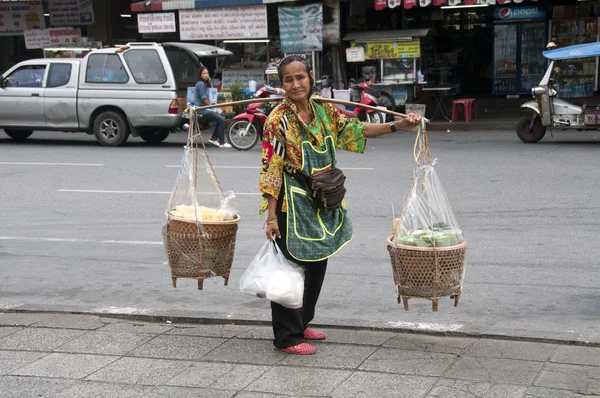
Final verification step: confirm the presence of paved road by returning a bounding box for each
[1,128,600,343]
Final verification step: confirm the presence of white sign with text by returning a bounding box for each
[0,1,45,36]
[221,69,265,91]
[179,5,268,41]
[49,0,94,26]
[25,27,81,49]
[138,12,176,34]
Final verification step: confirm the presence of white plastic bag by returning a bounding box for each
[240,240,305,309]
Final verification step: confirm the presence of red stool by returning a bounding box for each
[452,98,478,122]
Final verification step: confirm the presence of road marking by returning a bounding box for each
[0,236,162,245]
[57,189,261,196]
[166,165,375,170]
[0,162,105,167]
[166,165,260,169]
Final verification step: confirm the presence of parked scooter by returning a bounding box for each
[226,85,283,151]
[348,79,395,123]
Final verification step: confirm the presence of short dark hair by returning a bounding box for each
[277,54,314,97]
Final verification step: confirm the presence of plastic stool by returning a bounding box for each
[452,98,478,122]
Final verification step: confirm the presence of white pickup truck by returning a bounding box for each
[0,42,231,146]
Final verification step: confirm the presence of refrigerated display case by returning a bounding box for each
[550,18,598,98]
[493,6,548,96]
[520,23,547,92]
[494,24,517,94]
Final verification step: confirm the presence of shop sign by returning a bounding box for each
[352,39,421,59]
[49,0,94,26]
[138,12,176,34]
[493,5,545,20]
[0,1,45,36]
[346,47,365,62]
[221,69,265,91]
[24,27,81,49]
[323,0,340,45]
[279,3,322,53]
[179,5,267,41]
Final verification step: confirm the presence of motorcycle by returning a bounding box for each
[348,79,395,123]
[226,85,283,151]
[518,42,600,143]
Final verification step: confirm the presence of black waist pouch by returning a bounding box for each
[295,168,347,211]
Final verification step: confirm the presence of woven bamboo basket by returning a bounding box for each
[164,215,241,290]
[387,236,467,312]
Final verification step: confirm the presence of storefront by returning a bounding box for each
[492,5,548,96]
[549,2,600,98]
[343,29,435,106]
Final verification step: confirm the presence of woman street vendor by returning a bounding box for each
[258,54,422,355]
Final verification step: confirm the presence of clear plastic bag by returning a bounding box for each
[393,160,464,248]
[393,121,464,248]
[240,240,305,309]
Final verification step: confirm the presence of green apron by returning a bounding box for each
[283,107,353,262]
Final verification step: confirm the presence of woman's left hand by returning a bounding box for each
[394,113,422,130]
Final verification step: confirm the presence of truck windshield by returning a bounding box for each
[124,49,167,84]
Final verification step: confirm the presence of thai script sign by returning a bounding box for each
[279,3,322,53]
[138,12,176,34]
[179,5,267,41]
[0,1,45,36]
[49,0,94,26]
[221,69,265,91]
[25,27,81,49]
[352,39,421,59]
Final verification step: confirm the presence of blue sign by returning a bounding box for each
[493,6,546,21]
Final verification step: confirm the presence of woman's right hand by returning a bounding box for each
[266,222,281,240]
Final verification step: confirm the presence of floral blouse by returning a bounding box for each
[258,98,368,215]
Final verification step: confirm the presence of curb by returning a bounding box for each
[3,308,599,348]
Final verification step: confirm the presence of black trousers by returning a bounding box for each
[271,199,328,349]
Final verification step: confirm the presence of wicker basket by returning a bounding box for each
[163,215,241,289]
[387,236,466,312]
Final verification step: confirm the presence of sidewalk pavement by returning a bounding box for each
[1,312,599,398]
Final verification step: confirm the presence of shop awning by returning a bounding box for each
[343,29,436,42]
[130,0,294,12]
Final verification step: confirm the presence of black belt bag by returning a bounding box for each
[295,168,346,211]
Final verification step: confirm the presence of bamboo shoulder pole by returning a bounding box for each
[192,96,429,122]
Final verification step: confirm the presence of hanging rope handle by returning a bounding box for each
[194,97,430,123]
[185,107,225,198]
[413,118,433,166]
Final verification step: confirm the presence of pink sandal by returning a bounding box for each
[303,328,326,340]
[274,343,316,355]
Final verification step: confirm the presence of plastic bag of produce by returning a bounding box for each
[393,161,464,248]
[388,122,467,311]
[240,240,305,309]
[162,110,240,288]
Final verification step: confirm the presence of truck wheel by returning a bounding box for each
[93,111,130,147]
[140,129,170,144]
[516,116,546,143]
[226,120,260,151]
[4,130,33,141]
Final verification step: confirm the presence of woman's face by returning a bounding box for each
[200,69,209,81]
[280,61,312,102]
